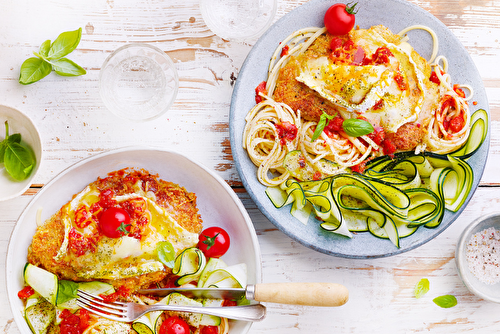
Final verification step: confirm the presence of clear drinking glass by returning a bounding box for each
[99,44,179,122]
[200,0,277,41]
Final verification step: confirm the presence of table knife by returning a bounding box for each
[138,282,348,307]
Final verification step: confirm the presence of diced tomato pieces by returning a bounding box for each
[68,228,97,256]
[59,309,89,334]
[255,81,267,104]
[363,47,393,65]
[350,161,367,173]
[78,309,91,331]
[324,116,344,133]
[275,121,298,146]
[74,205,94,229]
[382,139,396,156]
[99,285,131,303]
[312,171,323,180]
[18,286,35,300]
[368,126,385,145]
[453,85,466,98]
[280,45,290,57]
[429,71,440,84]
[394,72,407,91]
[201,326,219,334]
[223,299,238,307]
[330,37,343,51]
[449,115,465,133]
[343,40,355,51]
[372,99,384,110]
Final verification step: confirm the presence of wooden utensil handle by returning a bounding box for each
[252,282,349,307]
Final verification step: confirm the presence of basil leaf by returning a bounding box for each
[51,58,86,76]
[0,142,6,164]
[56,280,79,305]
[433,295,457,308]
[39,39,51,57]
[4,142,35,181]
[19,57,52,85]
[47,28,82,60]
[157,241,176,268]
[8,133,22,144]
[342,118,375,137]
[311,111,335,142]
[414,278,430,299]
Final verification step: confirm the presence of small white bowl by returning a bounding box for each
[456,212,500,303]
[0,105,42,201]
[200,0,277,41]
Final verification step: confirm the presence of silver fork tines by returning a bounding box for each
[76,289,267,323]
[77,289,129,321]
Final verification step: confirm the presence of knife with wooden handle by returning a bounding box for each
[139,282,349,307]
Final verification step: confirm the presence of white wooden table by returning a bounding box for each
[1,0,500,332]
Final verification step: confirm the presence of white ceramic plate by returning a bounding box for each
[0,105,42,201]
[6,147,262,334]
[229,0,490,258]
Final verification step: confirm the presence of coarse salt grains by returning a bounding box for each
[466,227,500,285]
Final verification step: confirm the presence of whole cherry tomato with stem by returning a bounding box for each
[197,226,230,258]
[99,207,131,238]
[324,2,358,36]
[159,316,190,334]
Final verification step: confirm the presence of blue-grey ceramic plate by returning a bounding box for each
[229,0,490,258]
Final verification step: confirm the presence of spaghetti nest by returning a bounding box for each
[243,24,473,187]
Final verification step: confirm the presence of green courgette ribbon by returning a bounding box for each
[266,152,474,248]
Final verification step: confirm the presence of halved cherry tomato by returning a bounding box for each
[197,226,230,258]
[159,316,190,334]
[324,2,358,36]
[99,207,131,238]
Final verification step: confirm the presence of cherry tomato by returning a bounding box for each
[159,316,190,334]
[200,325,219,334]
[324,2,358,36]
[197,227,230,258]
[449,115,465,133]
[99,207,131,238]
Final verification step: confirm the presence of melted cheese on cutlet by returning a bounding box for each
[296,27,429,133]
[55,181,199,280]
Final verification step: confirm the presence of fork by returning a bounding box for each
[76,289,266,323]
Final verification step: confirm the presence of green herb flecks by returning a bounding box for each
[414,278,430,299]
[0,121,36,181]
[19,28,86,85]
[433,294,457,308]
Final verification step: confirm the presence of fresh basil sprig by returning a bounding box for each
[0,121,36,181]
[19,28,86,85]
[433,294,457,308]
[311,111,336,141]
[311,111,375,142]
